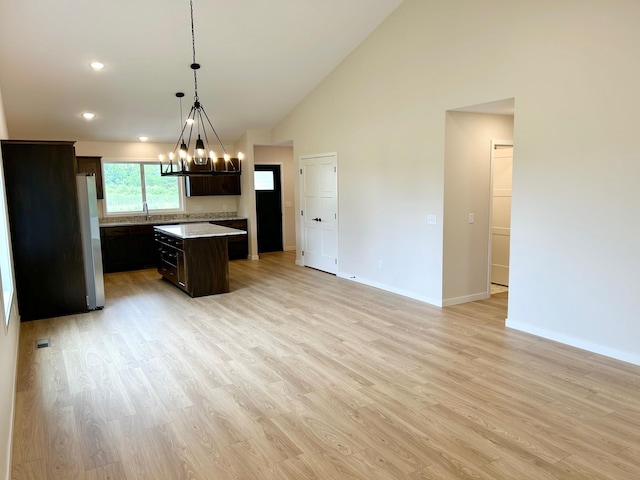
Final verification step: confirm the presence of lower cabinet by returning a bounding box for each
[155,232,229,297]
[101,225,157,273]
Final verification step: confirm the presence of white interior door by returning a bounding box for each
[491,144,513,286]
[300,154,338,274]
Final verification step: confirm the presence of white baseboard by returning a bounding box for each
[249,254,259,261]
[337,272,442,307]
[295,259,304,267]
[506,319,640,367]
[442,292,489,307]
[284,245,296,252]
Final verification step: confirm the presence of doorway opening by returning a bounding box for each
[489,141,513,297]
[254,165,283,253]
[441,97,514,309]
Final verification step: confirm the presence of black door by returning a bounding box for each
[255,165,283,253]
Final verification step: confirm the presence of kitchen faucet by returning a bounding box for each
[143,201,151,221]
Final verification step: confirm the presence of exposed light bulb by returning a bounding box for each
[186,118,194,125]
[224,153,230,162]
[209,151,216,160]
[238,152,245,160]
[169,152,175,160]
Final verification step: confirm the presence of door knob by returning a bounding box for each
[312,217,322,222]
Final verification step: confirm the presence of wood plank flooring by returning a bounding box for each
[11,251,640,479]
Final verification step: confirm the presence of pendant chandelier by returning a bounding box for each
[159,0,243,176]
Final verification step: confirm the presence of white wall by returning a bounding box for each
[234,130,272,260]
[75,141,240,216]
[254,145,296,251]
[272,0,640,364]
[443,111,514,305]
[0,85,20,480]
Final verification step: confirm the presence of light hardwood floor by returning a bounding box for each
[11,251,640,479]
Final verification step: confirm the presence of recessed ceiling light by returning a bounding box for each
[90,62,104,71]
[82,112,95,120]
[138,136,149,142]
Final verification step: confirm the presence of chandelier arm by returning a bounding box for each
[172,104,196,154]
[200,106,229,157]
[195,108,209,148]
[186,120,195,154]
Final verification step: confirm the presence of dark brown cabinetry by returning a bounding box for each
[76,156,104,199]
[210,219,248,260]
[155,231,229,297]
[1,140,88,321]
[100,225,156,273]
[100,219,247,272]
[185,174,241,196]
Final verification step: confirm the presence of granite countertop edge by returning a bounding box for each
[154,222,247,240]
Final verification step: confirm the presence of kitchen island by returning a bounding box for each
[154,223,246,297]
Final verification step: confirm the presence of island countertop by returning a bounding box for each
[154,222,246,240]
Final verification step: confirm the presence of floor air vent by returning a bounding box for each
[36,339,50,349]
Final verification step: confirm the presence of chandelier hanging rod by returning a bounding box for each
[159,0,243,176]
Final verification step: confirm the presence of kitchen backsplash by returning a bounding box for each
[100,211,240,226]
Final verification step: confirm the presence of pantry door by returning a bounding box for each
[299,153,338,274]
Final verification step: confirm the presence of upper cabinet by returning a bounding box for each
[76,156,104,199]
[184,157,241,196]
[185,175,241,196]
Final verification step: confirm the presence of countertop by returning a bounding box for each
[100,216,245,228]
[154,222,247,240]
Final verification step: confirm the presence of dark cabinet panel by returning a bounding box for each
[1,140,88,321]
[101,227,131,273]
[129,225,157,267]
[100,225,157,273]
[185,174,241,196]
[76,156,104,199]
[210,219,248,260]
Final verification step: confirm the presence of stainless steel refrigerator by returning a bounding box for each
[77,174,105,310]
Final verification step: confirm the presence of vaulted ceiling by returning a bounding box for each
[0,0,404,144]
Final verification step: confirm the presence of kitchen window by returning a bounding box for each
[103,161,183,214]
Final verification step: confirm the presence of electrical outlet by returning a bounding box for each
[222,204,227,211]
[427,214,437,225]
[194,204,203,212]
[378,260,383,269]
[468,213,474,224]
